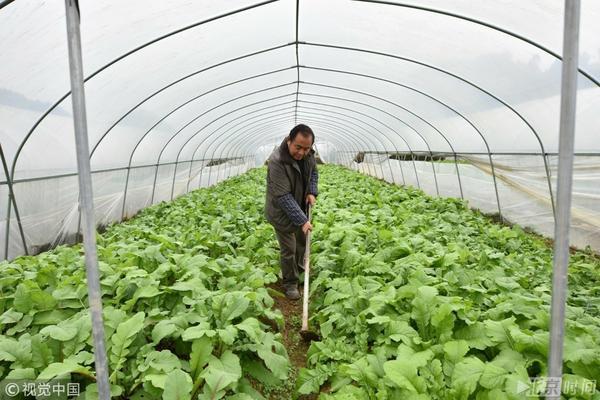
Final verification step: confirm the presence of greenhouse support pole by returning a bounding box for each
[120,166,131,220]
[150,163,160,204]
[169,160,179,200]
[547,1,580,399]
[64,1,111,399]
[0,144,28,258]
[185,159,195,193]
[546,0,580,400]
[454,152,465,199]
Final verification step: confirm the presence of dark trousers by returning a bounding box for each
[274,226,306,290]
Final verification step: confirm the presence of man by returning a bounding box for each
[265,124,318,300]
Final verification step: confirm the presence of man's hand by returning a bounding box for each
[302,221,313,235]
[306,194,316,206]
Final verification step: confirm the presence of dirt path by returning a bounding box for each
[264,282,319,400]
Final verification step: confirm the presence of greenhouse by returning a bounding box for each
[0,0,599,399]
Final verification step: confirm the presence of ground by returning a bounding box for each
[249,282,321,400]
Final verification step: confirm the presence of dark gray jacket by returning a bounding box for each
[265,138,318,232]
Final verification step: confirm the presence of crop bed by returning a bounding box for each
[0,165,598,399]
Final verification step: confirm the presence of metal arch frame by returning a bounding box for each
[89,48,297,158]
[109,64,486,212]
[219,117,362,174]
[301,42,556,220]
[301,41,557,220]
[188,106,392,189]
[167,97,299,200]
[227,106,403,182]
[4,0,572,254]
[215,108,398,183]
[7,0,289,256]
[102,61,478,202]
[295,94,435,193]
[221,117,385,182]
[117,69,297,215]
[303,81,468,199]
[89,58,499,234]
[233,119,385,178]
[293,0,301,124]
[189,117,361,188]
[187,95,425,186]
[84,61,505,224]
[193,99,407,185]
[82,51,516,228]
[9,0,285,179]
[0,0,15,11]
[120,83,298,218]
[18,36,552,244]
[300,68,466,197]
[231,115,394,182]
[352,0,600,87]
[207,102,410,186]
[80,42,535,233]
[169,87,419,198]
[0,144,27,258]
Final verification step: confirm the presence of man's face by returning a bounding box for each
[287,133,313,161]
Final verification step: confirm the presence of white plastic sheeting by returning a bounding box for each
[355,153,600,251]
[1,0,599,259]
[1,158,254,260]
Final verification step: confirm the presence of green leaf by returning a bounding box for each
[31,334,54,368]
[182,321,216,341]
[82,382,123,399]
[454,322,494,350]
[253,333,289,380]
[236,317,263,342]
[484,318,517,350]
[218,293,250,322]
[297,365,332,395]
[190,336,213,380]
[242,358,282,386]
[200,350,242,399]
[40,324,78,341]
[110,311,145,381]
[162,369,193,400]
[479,362,509,389]
[5,368,36,379]
[383,345,434,393]
[0,308,23,324]
[411,286,439,336]
[443,340,470,364]
[149,350,182,372]
[451,357,485,397]
[13,282,57,313]
[217,325,238,345]
[38,359,92,380]
[152,320,179,344]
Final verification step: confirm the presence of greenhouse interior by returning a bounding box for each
[0,0,599,399]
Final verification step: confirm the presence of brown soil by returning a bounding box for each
[257,281,320,400]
